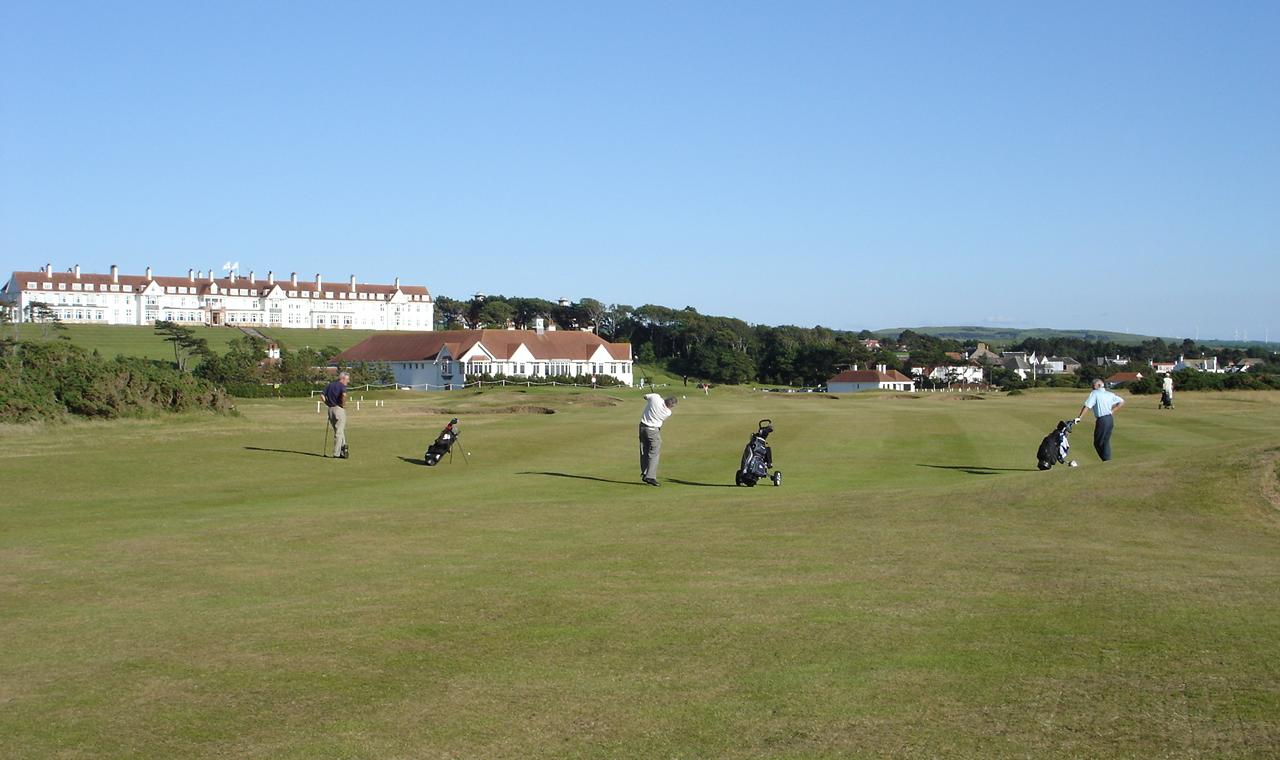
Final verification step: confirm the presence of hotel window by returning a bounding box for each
[58,283,67,290]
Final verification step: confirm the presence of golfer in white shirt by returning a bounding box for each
[638,393,677,486]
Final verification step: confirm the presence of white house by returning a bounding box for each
[1176,355,1221,373]
[1,263,433,330]
[826,365,915,393]
[337,328,634,389]
[913,364,985,384]
[1227,358,1264,373]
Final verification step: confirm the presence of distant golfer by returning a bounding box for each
[1162,375,1175,409]
[1076,378,1125,462]
[638,393,677,486]
[324,372,350,459]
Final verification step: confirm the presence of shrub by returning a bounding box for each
[1127,376,1160,395]
[0,340,231,423]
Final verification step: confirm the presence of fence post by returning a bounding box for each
[316,401,322,413]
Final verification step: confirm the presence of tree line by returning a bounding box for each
[431,294,1280,388]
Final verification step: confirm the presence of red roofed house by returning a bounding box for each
[826,365,915,393]
[1,263,432,330]
[338,327,633,390]
[1105,371,1143,389]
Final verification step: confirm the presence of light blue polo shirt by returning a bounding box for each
[1083,388,1124,417]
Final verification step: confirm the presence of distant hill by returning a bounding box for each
[871,326,1164,345]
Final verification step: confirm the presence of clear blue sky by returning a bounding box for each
[2,1,1276,340]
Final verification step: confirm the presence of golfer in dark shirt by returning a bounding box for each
[324,372,349,458]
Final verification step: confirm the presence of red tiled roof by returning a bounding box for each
[1106,372,1143,382]
[338,330,632,363]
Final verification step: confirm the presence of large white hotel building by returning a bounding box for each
[2,263,433,330]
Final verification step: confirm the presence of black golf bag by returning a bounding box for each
[424,418,460,466]
[1159,390,1173,409]
[1036,419,1075,470]
[736,419,782,486]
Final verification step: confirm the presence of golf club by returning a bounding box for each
[323,415,330,457]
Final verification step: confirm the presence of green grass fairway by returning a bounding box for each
[9,323,249,361]
[6,324,385,361]
[3,388,1278,758]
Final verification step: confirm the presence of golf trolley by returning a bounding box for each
[1036,418,1076,470]
[736,419,782,486]
[424,418,463,466]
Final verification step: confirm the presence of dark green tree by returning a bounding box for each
[154,320,210,371]
[476,300,516,328]
[23,301,65,339]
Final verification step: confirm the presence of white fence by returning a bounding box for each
[311,380,668,395]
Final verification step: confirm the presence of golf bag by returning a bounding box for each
[1159,390,1173,409]
[1036,419,1075,471]
[424,418,460,466]
[736,419,782,486]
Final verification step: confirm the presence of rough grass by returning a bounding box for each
[1,388,1278,758]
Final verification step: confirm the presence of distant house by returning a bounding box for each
[337,329,633,390]
[913,364,985,384]
[1095,354,1132,367]
[861,338,881,349]
[1177,355,1221,373]
[967,342,1001,364]
[1151,360,1177,375]
[827,365,915,393]
[1028,353,1080,375]
[1105,371,1143,389]
[1002,352,1032,380]
[1227,358,1264,373]
[1056,356,1082,375]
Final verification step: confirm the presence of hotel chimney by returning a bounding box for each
[535,317,545,335]
[267,270,275,285]
[45,263,52,278]
[315,273,322,290]
[349,274,357,291]
[188,268,195,282]
[290,272,298,287]
[394,277,400,289]
[145,266,152,280]
[73,264,81,279]
[208,269,214,282]
[249,270,256,284]
[111,265,119,283]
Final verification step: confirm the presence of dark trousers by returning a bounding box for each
[1093,414,1114,461]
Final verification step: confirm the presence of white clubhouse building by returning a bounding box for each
[1,263,433,330]
[338,327,634,389]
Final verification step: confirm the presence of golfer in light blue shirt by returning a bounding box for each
[1076,379,1125,461]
